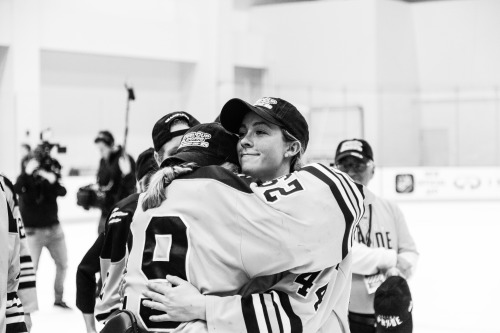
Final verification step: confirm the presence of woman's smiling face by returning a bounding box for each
[237,112,291,181]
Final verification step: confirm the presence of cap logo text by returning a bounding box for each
[340,140,363,153]
[376,315,403,328]
[179,131,211,148]
[254,97,277,110]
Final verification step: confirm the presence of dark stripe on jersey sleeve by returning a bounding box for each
[275,290,302,333]
[270,292,285,333]
[302,165,354,259]
[20,256,32,264]
[180,166,254,193]
[319,165,366,248]
[259,294,273,332]
[7,200,17,233]
[241,294,260,333]
[19,280,36,289]
[320,165,363,213]
[1,176,19,206]
[6,322,28,333]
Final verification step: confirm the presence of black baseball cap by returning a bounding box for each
[374,276,413,333]
[220,97,309,150]
[335,138,374,163]
[161,122,239,168]
[135,148,158,182]
[152,112,200,152]
[94,130,114,147]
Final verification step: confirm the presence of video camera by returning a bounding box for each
[29,129,67,175]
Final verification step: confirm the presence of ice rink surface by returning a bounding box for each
[28,196,500,333]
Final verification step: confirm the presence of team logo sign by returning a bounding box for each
[179,131,211,148]
[254,97,277,110]
[395,174,414,193]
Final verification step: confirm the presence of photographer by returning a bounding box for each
[94,131,136,234]
[14,142,71,309]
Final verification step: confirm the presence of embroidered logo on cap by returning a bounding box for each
[340,140,363,153]
[254,97,278,110]
[376,315,403,328]
[179,131,211,148]
[164,113,190,124]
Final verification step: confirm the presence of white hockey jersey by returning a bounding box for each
[0,181,27,333]
[123,164,368,332]
[0,176,38,314]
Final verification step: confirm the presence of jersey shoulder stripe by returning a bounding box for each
[320,165,367,250]
[7,197,17,233]
[301,164,365,259]
[319,165,365,221]
[0,175,18,206]
[180,165,254,193]
[276,290,302,333]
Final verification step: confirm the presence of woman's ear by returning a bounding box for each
[286,141,301,157]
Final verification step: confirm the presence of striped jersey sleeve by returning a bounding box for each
[206,262,352,333]
[0,176,37,313]
[95,194,140,323]
[0,182,28,333]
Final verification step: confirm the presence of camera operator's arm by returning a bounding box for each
[118,155,136,198]
[37,169,57,184]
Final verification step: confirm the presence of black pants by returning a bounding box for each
[349,312,376,333]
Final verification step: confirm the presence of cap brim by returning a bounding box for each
[376,316,412,333]
[220,98,283,134]
[335,151,370,164]
[160,151,226,169]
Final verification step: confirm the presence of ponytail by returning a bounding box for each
[141,162,198,211]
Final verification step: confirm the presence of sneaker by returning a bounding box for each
[54,301,72,309]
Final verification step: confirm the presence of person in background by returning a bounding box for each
[94,130,136,235]
[14,143,70,309]
[151,111,201,166]
[0,175,38,332]
[333,138,418,333]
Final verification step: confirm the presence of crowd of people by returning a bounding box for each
[0,96,418,333]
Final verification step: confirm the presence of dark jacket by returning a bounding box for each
[96,147,136,214]
[15,165,67,228]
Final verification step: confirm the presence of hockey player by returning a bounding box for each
[334,139,418,333]
[0,181,28,333]
[126,98,369,333]
[0,175,38,332]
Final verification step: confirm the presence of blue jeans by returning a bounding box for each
[25,224,68,303]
